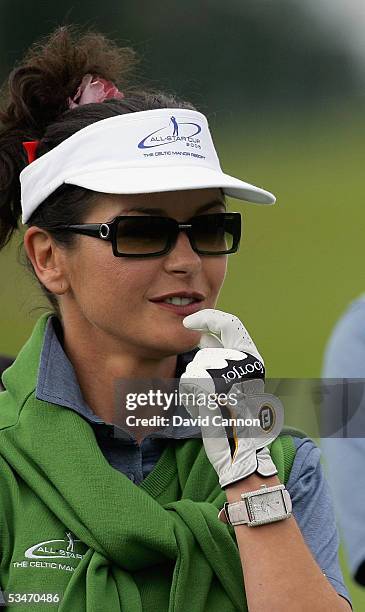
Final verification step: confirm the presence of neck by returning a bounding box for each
[59,311,178,433]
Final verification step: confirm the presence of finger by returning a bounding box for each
[183,309,263,361]
[198,333,224,349]
[183,308,226,334]
[183,309,223,348]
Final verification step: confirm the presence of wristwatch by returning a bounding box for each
[218,484,292,527]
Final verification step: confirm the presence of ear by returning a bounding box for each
[23,227,70,295]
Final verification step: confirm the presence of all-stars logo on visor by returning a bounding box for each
[138,115,202,149]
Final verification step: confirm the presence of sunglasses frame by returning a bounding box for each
[51,212,241,258]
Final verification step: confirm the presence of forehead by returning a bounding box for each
[87,188,226,220]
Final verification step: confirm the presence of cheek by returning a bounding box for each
[205,257,227,294]
[68,245,157,309]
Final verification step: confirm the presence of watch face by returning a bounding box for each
[250,490,285,523]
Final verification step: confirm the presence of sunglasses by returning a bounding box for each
[52,212,241,257]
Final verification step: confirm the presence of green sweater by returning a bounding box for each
[0,314,296,611]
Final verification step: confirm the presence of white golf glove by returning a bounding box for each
[179,309,284,489]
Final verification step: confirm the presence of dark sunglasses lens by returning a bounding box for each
[191,214,238,253]
[116,217,170,255]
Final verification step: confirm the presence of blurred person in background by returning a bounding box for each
[0,26,351,611]
[322,294,365,588]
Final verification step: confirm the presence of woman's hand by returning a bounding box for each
[179,309,283,488]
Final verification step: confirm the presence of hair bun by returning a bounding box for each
[1,25,138,133]
[0,25,138,248]
[6,65,69,130]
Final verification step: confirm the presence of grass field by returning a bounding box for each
[1,101,365,608]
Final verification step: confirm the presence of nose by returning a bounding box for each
[163,230,202,275]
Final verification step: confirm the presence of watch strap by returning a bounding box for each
[222,499,250,526]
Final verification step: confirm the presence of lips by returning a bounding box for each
[149,291,206,317]
[149,291,205,303]
[150,300,205,317]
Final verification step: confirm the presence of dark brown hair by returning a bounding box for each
[0,25,195,316]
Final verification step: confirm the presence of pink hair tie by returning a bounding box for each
[67,74,124,109]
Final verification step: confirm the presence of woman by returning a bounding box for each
[0,26,351,611]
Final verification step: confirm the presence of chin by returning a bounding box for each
[148,333,200,358]
[171,328,201,350]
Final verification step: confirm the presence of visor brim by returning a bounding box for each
[65,165,275,205]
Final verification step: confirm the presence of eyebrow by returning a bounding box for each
[112,199,227,217]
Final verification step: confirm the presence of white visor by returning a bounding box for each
[20,108,275,223]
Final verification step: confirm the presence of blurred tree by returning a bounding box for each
[0,0,359,113]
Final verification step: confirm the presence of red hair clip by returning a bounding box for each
[22,141,40,165]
